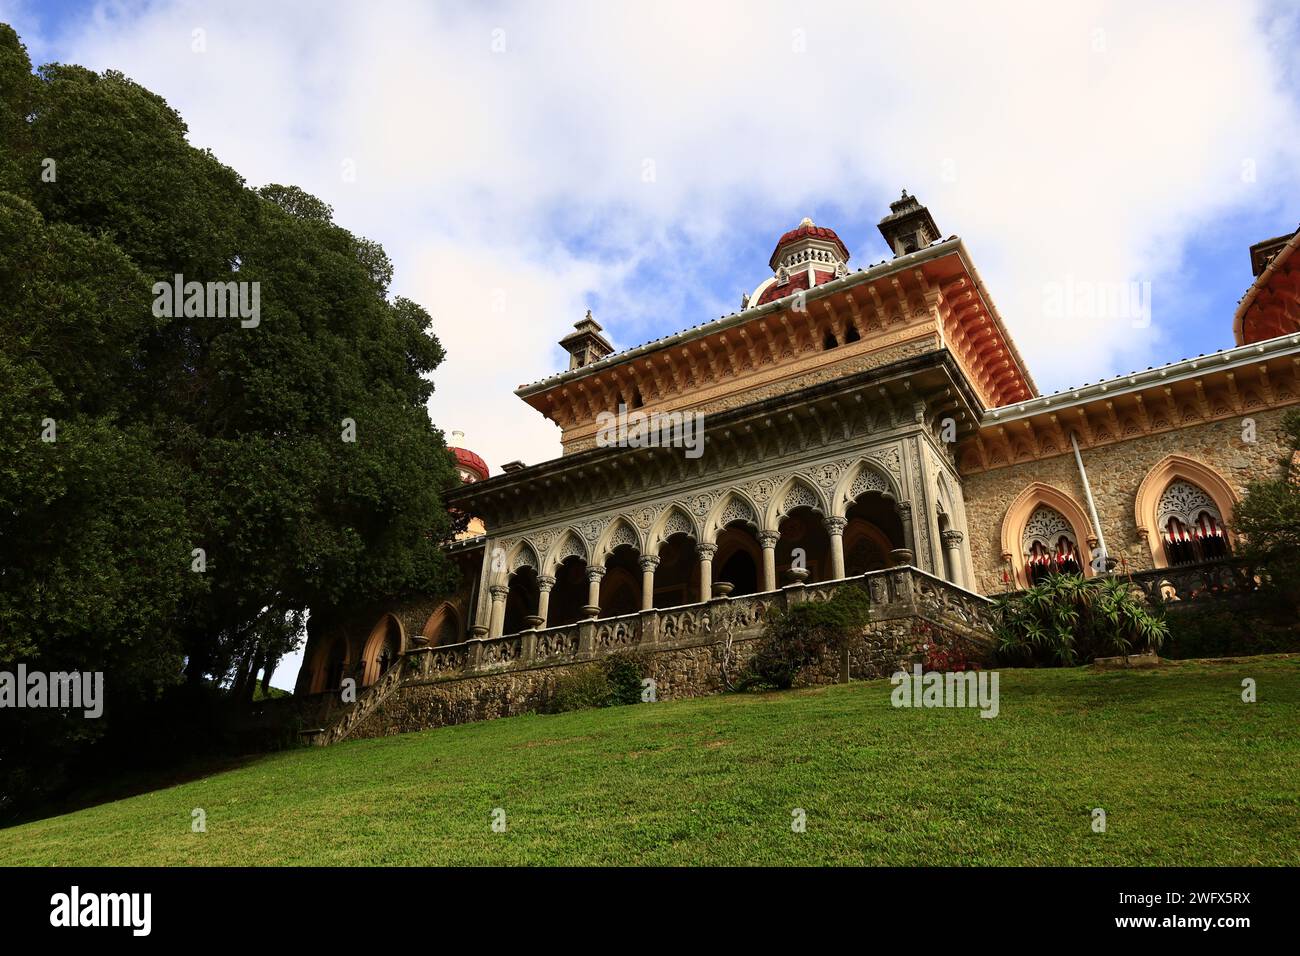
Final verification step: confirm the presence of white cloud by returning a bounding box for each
[13,0,1300,464]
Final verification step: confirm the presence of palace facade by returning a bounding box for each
[295,195,1300,707]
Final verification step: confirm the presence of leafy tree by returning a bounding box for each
[993,574,1167,666]
[1232,409,1300,615]
[0,23,461,815]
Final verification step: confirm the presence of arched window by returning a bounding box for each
[1157,480,1231,566]
[1021,504,1082,584]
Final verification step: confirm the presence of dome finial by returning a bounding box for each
[799,216,814,227]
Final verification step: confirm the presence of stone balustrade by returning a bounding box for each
[1118,558,1260,605]
[311,565,996,745]
[400,565,996,685]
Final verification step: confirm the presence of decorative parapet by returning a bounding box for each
[1118,558,1260,605]
[310,567,997,745]
[398,566,995,688]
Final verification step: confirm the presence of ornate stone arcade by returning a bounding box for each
[447,350,982,642]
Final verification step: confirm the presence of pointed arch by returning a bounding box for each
[1135,455,1240,568]
[421,601,463,646]
[544,528,589,575]
[704,488,762,543]
[360,613,406,686]
[507,539,541,576]
[765,474,828,530]
[831,458,900,518]
[594,515,642,563]
[935,471,955,518]
[1000,482,1096,583]
[646,503,698,552]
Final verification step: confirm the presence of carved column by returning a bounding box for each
[941,530,965,587]
[584,565,605,618]
[897,500,916,554]
[697,543,717,602]
[759,531,780,592]
[536,574,556,626]
[638,555,660,611]
[487,583,509,638]
[825,516,847,579]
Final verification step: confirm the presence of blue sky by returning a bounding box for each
[5,0,1299,688]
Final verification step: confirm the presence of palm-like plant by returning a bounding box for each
[993,574,1167,666]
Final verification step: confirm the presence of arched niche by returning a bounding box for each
[1000,482,1096,586]
[1134,455,1239,568]
[360,613,405,686]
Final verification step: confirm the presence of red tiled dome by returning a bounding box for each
[451,446,488,482]
[769,221,850,270]
[756,269,836,306]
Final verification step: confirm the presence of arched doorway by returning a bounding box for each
[547,556,588,628]
[844,492,904,576]
[312,637,348,693]
[653,533,697,608]
[775,507,831,583]
[422,603,462,647]
[361,614,404,686]
[714,523,762,595]
[503,566,540,635]
[600,544,641,616]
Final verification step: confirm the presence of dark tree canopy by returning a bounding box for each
[0,23,460,815]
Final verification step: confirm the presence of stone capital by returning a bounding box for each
[896,500,913,518]
[696,543,718,560]
[941,529,964,548]
[638,554,661,571]
[488,584,510,600]
[758,530,781,549]
[537,574,556,592]
[586,565,607,583]
[825,516,847,536]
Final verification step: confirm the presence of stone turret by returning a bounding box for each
[877,190,941,257]
[559,310,614,370]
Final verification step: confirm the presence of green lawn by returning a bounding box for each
[3,657,1298,866]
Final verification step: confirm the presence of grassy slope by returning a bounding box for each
[2,657,1297,866]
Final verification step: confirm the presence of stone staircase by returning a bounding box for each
[309,660,406,746]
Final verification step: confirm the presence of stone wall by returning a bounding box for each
[961,405,1296,594]
[323,567,996,744]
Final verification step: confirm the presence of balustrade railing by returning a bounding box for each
[400,566,995,683]
[1119,558,1259,605]
[313,567,996,744]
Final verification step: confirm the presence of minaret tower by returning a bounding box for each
[877,190,942,257]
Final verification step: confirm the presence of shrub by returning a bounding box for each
[739,585,872,690]
[916,621,982,671]
[547,651,649,713]
[994,574,1167,666]
[1161,601,1300,659]
[548,666,613,713]
[604,651,649,705]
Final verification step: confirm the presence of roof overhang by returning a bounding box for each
[516,237,1037,407]
[1234,229,1300,345]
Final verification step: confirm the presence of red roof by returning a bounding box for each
[756,269,836,306]
[451,446,488,481]
[769,223,850,270]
